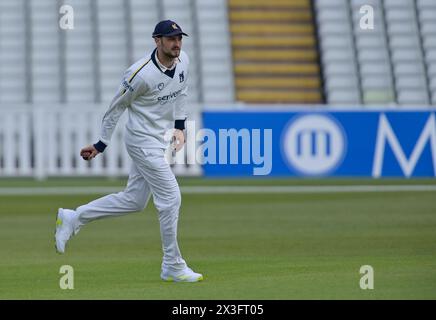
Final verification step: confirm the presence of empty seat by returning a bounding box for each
[361,63,392,75]
[323,49,355,61]
[394,63,426,75]
[390,35,421,48]
[361,75,393,88]
[325,76,359,90]
[417,0,436,8]
[397,90,430,105]
[392,49,425,62]
[388,22,418,34]
[351,0,380,5]
[324,63,358,76]
[363,90,395,104]
[358,49,390,61]
[327,91,361,104]
[430,77,436,91]
[397,77,428,89]
[356,36,387,48]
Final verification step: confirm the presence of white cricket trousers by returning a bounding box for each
[75,145,187,272]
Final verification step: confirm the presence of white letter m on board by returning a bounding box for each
[373,113,436,178]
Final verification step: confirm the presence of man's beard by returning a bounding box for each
[163,47,180,59]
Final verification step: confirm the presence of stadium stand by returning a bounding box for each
[1,0,436,107]
[417,0,436,105]
[0,1,27,103]
[315,0,361,104]
[315,0,435,106]
[63,0,97,103]
[0,0,234,105]
[352,0,395,105]
[228,0,323,104]
[385,0,429,105]
[195,0,235,103]
[161,0,234,103]
[31,0,62,103]
[95,0,131,103]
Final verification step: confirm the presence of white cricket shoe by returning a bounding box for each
[161,266,204,282]
[55,208,79,254]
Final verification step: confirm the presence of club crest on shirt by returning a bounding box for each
[179,71,184,83]
[158,82,165,90]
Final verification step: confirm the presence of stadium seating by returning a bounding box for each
[315,0,361,104]
[64,0,99,103]
[229,0,323,104]
[417,0,436,105]
[0,0,27,103]
[195,0,235,103]
[315,0,435,106]
[352,0,395,105]
[161,0,235,103]
[1,0,435,106]
[385,0,430,105]
[0,0,234,105]
[31,0,62,102]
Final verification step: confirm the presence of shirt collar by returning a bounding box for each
[154,50,177,72]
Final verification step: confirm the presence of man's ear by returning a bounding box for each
[154,37,161,46]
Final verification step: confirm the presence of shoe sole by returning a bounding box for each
[162,275,204,283]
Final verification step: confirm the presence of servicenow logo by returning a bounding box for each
[158,89,183,104]
[282,114,346,175]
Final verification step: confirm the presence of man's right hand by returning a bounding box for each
[80,145,100,161]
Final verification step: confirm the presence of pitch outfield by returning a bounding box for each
[0,178,435,299]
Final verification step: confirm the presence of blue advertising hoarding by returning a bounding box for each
[201,110,436,177]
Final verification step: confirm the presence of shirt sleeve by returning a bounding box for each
[174,56,189,125]
[174,83,188,122]
[99,70,146,145]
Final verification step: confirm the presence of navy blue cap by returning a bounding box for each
[152,20,188,38]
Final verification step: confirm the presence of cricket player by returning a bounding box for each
[54,20,203,283]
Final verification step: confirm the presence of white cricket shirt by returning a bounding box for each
[99,48,188,150]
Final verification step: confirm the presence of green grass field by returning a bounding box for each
[0,178,435,299]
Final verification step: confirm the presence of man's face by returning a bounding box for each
[156,35,182,59]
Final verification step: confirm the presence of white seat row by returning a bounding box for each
[316,0,361,104]
[0,0,27,103]
[418,0,436,105]
[352,0,394,104]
